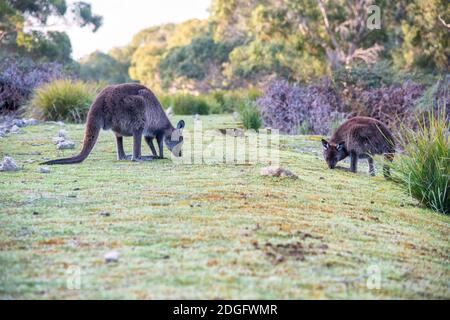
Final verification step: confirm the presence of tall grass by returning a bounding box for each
[240,101,262,131]
[393,109,449,214]
[29,79,100,123]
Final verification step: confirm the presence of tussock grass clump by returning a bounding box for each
[393,109,449,214]
[29,79,100,123]
[240,101,262,131]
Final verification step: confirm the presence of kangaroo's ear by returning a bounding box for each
[177,120,185,130]
[337,141,346,151]
[322,139,329,150]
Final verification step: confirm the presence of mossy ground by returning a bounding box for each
[0,115,448,299]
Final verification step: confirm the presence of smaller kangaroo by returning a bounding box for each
[321,116,395,177]
[41,83,184,165]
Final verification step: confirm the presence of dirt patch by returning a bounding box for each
[252,235,328,264]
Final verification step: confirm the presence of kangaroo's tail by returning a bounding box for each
[41,114,102,165]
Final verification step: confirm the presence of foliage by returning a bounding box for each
[257,79,345,135]
[0,0,102,62]
[170,94,210,115]
[392,0,449,72]
[29,79,100,123]
[159,34,235,90]
[393,109,450,215]
[0,58,66,113]
[79,51,131,84]
[240,101,262,130]
[348,81,425,129]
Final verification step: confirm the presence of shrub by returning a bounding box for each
[240,101,262,130]
[171,94,210,115]
[350,81,425,129]
[393,109,449,215]
[257,79,346,135]
[29,80,99,123]
[0,58,65,113]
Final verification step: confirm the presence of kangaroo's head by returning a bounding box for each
[322,139,347,169]
[165,120,185,157]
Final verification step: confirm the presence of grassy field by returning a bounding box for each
[0,115,449,299]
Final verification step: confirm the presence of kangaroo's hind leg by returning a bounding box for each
[383,153,394,178]
[132,129,143,161]
[115,134,127,161]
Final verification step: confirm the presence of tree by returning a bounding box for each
[79,51,131,84]
[0,0,102,61]
[393,0,449,71]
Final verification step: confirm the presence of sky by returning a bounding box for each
[63,0,211,60]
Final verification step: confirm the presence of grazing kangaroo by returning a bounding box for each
[41,83,185,165]
[321,117,395,177]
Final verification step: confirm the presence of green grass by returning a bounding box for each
[0,115,449,299]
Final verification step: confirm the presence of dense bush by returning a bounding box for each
[348,81,425,129]
[240,101,262,131]
[29,80,100,123]
[170,94,210,115]
[257,79,345,135]
[0,58,65,113]
[393,109,449,215]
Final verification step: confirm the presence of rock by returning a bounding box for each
[166,107,173,117]
[13,119,26,127]
[0,156,20,172]
[39,167,51,174]
[24,118,39,126]
[194,114,200,121]
[233,111,240,121]
[10,125,21,133]
[57,140,75,150]
[104,251,120,263]
[58,129,67,138]
[260,166,298,179]
[52,136,66,144]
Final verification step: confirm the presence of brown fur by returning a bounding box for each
[41,83,184,165]
[322,116,395,177]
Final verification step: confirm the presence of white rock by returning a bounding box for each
[104,251,120,263]
[57,140,75,150]
[233,111,240,121]
[13,119,26,127]
[194,114,200,121]
[260,166,298,179]
[39,167,51,174]
[25,118,39,126]
[58,129,67,138]
[52,137,66,144]
[10,125,21,133]
[166,107,174,117]
[0,157,20,172]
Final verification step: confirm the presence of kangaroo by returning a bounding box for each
[41,83,185,165]
[321,116,395,177]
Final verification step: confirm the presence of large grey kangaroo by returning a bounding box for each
[41,83,185,165]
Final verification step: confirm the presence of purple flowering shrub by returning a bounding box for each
[347,80,425,128]
[0,58,66,113]
[257,79,346,135]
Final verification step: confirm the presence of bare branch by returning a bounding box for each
[438,15,450,29]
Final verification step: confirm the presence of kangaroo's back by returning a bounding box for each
[331,117,395,155]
